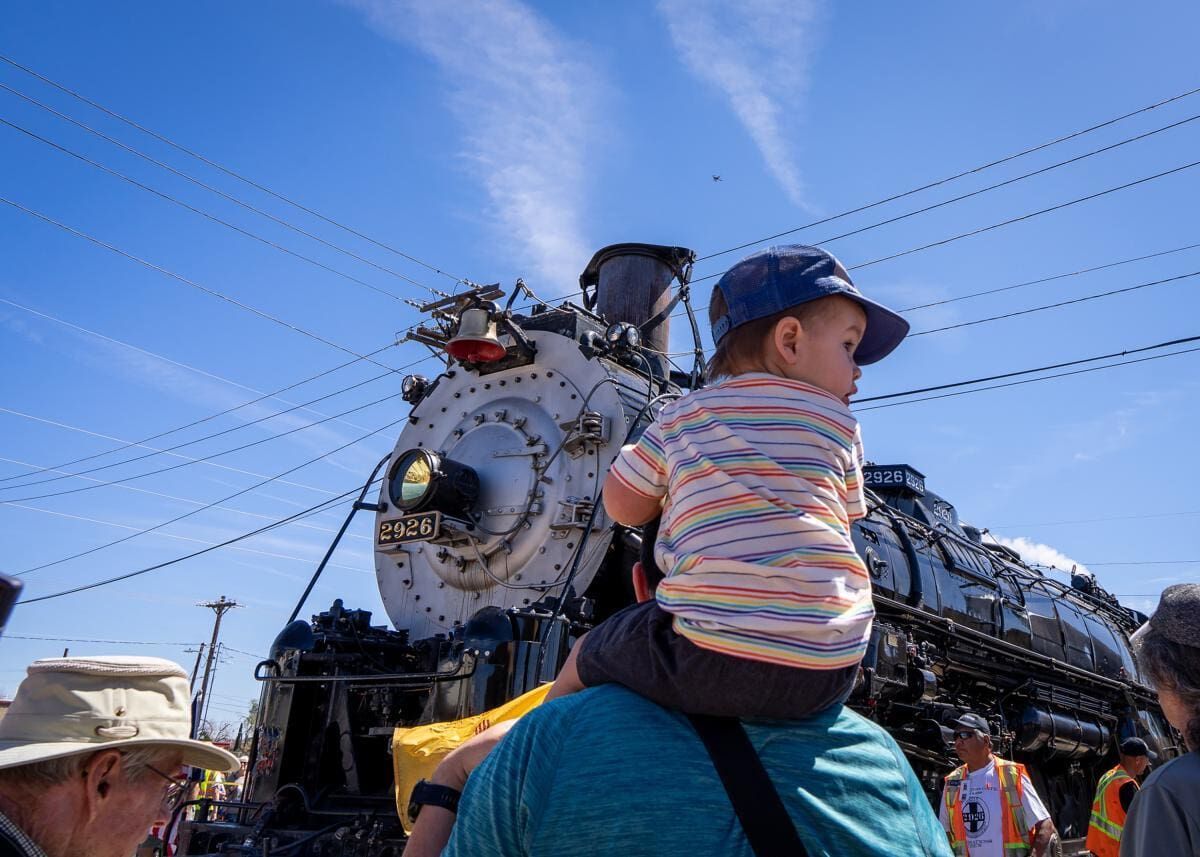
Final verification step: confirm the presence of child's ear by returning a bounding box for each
[772,316,804,365]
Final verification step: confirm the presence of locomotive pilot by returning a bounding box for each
[1084,737,1152,856]
[939,712,1056,857]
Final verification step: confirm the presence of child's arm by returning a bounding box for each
[603,471,662,525]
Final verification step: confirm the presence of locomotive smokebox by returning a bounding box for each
[580,243,695,356]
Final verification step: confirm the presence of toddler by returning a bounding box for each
[546,244,910,718]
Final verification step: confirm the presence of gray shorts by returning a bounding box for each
[575,600,859,718]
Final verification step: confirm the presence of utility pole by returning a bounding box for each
[187,643,207,693]
[194,596,240,739]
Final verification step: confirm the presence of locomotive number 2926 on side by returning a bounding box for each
[378,511,441,545]
[862,465,926,496]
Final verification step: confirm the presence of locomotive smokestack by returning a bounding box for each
[580,243,695,356]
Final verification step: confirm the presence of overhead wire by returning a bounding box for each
[1,386,409,505]
[0,299,395,480]
[518,84,1200,314]
[854,343,1200,412]
[0,116,422,305]
[0,455,373,543]
[674,156,1200,314]
[854,334,1200,403]
[849,159,1200,271]
[908,269,1200,336]
[0,196,414,371]
[0,81,449,295]
[0,406,349,500]
[7,634,198,645]
[0,53,465,285]
[16,479,379,605]
[704,112,1200,284]
[898,240,1200,313]
[1,365,404,492]
[12,411,404,575]
[4,500,370,574]
[693,84,1200,265]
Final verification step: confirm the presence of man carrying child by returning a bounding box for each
[439,245,953,855]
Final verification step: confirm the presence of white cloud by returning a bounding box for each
[991,535,1090,576]
[350,0,600,287]
[658,0,824,208]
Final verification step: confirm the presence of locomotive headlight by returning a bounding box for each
[388,448,480,516]
[604,321,641,351]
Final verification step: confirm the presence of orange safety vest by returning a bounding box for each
[1085,765,1137,857]
[943,758,1034,856]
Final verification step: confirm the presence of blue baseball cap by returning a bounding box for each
[711,245,910,365]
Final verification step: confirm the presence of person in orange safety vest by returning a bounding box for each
[1085,737,1153,857]
[938,712,1056,857]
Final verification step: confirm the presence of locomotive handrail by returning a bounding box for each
[874,593,1156,701]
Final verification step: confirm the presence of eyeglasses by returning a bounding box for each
[145,765,191,811]
[953,730,979,741]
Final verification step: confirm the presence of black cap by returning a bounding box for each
[1120,737,1156,760]
[953,712,991,734]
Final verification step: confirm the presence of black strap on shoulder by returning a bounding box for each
[0,828,27,857]
[687,714,809,857]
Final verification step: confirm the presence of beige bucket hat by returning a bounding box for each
[0,655,239,773]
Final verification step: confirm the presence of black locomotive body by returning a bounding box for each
[178,245,1178,856]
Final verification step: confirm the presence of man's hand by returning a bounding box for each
[1030,818,1056,857]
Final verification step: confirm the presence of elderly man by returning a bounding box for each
[1085,737,1153,857]
[1120,583,1200,856]
[0,656,238,857]
[939,712,1055,857]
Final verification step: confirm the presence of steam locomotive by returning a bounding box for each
[177,244,1179,856]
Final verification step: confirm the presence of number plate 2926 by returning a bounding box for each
[378,511,441,545]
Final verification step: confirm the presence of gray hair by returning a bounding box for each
[0,746,178,789]
[1133,625,1200,751]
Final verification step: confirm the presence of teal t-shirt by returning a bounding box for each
[445,685,952,856]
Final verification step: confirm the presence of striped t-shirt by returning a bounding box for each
[608,373,871,669]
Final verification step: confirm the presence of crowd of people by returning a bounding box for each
[0,245,1195,857]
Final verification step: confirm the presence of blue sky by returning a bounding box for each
[2,1,1198,720]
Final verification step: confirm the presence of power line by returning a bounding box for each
[0,454,373,543]
[855,344,1200,412]
[0,406,348,500]
[4,500,371,574]
[855,334,1200,404]
[908,269,1200,336]
[989,509,1200,529]
[1086,560,1200,565]
[0,196,406,371]
[0,299,393,481]
[0,53,465,285]
[0,115,420,305]
[1,386,407,506]
[17,481,372,605]
[1,366,400,493]
[694,83,1200,265]
[0,81,447,295]
[849,159,1200,271]
[7,634,199,645]
[696,110,1200,284]
[12,409,401,576]
[676,156,1200,306]
[898,240,1200,312]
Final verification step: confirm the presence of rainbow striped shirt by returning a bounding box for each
[609,373,871,670]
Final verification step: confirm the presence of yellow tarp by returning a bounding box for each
[392,683,551,832]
